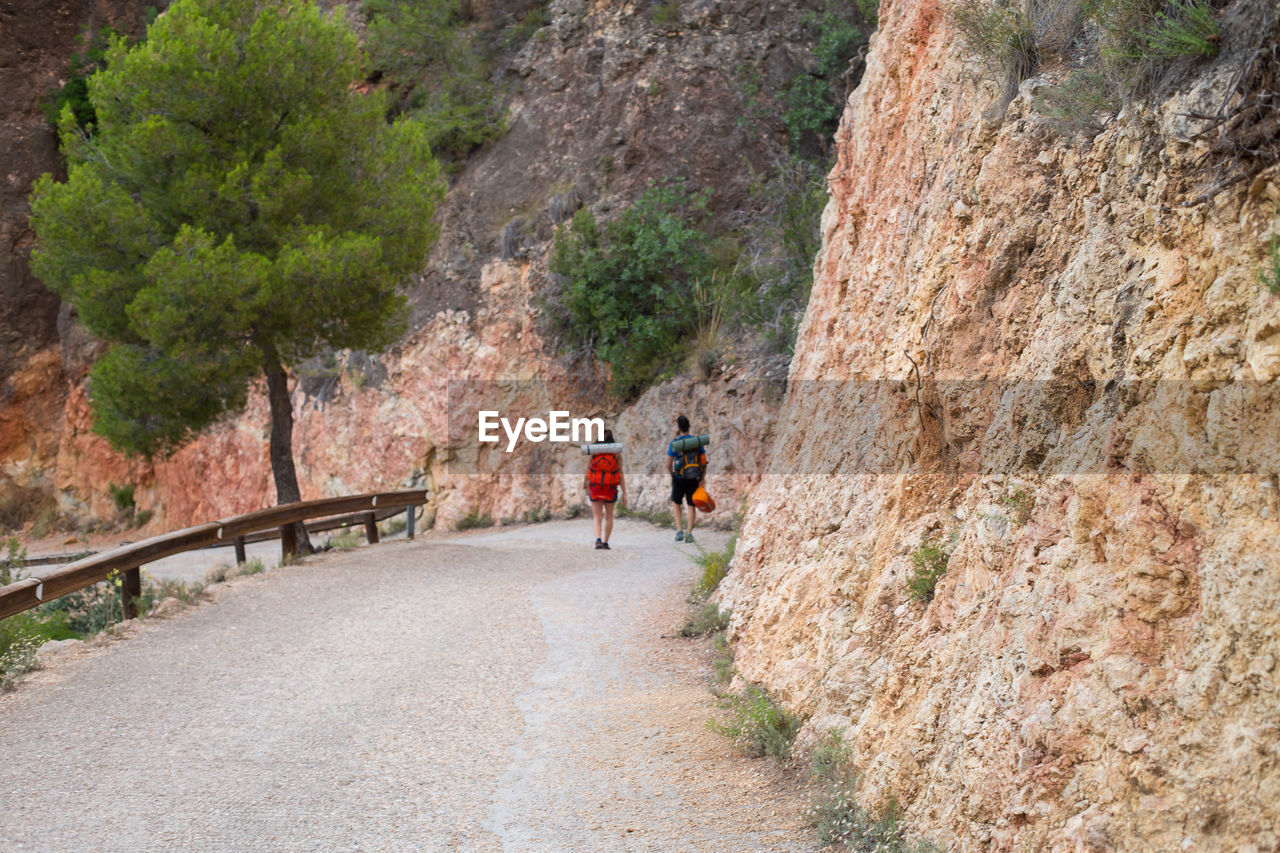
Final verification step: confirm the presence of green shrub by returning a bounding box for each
[0,579,78,689]
[783,74,842,151]
[33,575,125,636]
[108,482,136,512]
[363,0,506,159]
[946,0,1040,105]
[0,634,41,691]
[522,506,552,524]
[805,729,940,851]
[999,488,1032,525]
[40,25,123,133]
[502,5,550,47]
[907,536,951,602]
[708,685,803,761]
[950,0,1222,129]
[235,557,266,576]
[549,179,713,397]
[327,529,363,550]
[711,629,734,682]
[1031,68,1118,135]
[681,602,730,637]
[150,577,205,604]
[1260,232,1280,295]
[810,12,863,76]
[1140,0,1221,60]
[652,1,679,29]
[691,534,737,600]
[1,537,23,586]
[456,509,495,530]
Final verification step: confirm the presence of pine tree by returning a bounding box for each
[30,0,444,540]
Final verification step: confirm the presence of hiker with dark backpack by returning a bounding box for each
[583,429,626,549]
[667,414,708,543]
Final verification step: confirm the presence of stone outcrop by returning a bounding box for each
[0,0,834,532]
[718,0,1280,850]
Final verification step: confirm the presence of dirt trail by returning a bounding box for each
[0,519,814,851]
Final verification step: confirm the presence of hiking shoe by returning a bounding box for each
[595,539,605,549]
[685,532,695,544]
[602,542,611,550]
[675,530,685,542]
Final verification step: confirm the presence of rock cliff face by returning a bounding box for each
[719,0,1280,849]
[1,0,822,531]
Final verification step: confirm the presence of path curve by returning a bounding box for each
[0,519,813,851]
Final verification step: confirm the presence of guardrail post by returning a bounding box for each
[363,512,379,544]
[234,536,247,565]
[280,522,297,560]
[121,566,142,619]
[406,505,416,541]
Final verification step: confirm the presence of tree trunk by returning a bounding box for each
[264,347,313,554]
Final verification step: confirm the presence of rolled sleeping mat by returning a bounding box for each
[669,434,710,453]
[581,442,624,456]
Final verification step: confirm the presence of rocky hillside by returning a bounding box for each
[0,0,848,531]
[719,0,1280,849]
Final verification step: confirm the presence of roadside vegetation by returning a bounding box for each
[708,685,804,761]
[806,729,941,851]
[0,536,279,691]
[456,509,496,531]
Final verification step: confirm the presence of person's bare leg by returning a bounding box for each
[671,502,684,533]
[591,501,604,542]
[603,503,615,543]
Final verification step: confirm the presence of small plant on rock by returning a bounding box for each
[108,482,136,513]
[999,488,1032,525]
[907,535,952,603]
[708,685,803,762]
[1260,232,1280,295]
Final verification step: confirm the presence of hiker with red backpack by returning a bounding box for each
[668,414,709,543]
[583,429,626,549]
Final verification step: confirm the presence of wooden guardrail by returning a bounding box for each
[0,489,428,622]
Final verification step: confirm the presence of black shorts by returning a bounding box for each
[670,476,701,506]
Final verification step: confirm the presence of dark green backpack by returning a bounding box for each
[674,446,704,480]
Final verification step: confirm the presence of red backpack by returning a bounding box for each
[587,453,620,500]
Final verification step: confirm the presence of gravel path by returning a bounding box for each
[0,519,814,851]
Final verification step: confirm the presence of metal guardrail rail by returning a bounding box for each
[0,489,428,622]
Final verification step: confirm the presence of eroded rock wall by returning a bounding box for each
[718,0,1280,850]
[1,0,831,532]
